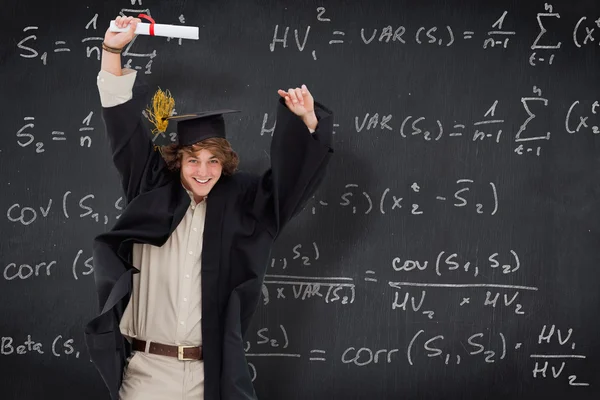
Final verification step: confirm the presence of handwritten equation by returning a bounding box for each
[2,249,94,282]
[1,333,85,359]
[262,243,538,320]
[244,323,590,387]
[309,179,499,216]
[15,8,190,70]
[16,112,98,153]
[259,90,599,157]
[6,191,123,226]
[269,4,600,67]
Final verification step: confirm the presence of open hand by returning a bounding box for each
[277,85,315,119]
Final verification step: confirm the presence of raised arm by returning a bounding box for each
[98,16,169,203]
[250,85,334,237]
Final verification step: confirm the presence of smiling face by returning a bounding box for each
[180,149,223,203]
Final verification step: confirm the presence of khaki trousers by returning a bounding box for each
[119,343,204,400]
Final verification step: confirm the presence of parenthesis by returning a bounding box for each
[400,116,411,138]
[446,26,454,46]
[565,101,579,134]
[72,249,82,280]
[573,17,585,48]
[510,250,520,272]
[313,242,319,260]
[490,182,498,215]
[380,188,389,214]
[435,120,443,141]
[280,324,289,349]
[350,285,356,303]
[248,362,257,382]
[499,332,506,360]
[51,335,61,357]
[435,251,444,277]
[363,192,373,214]
[407,329,425,366]
[415,27,424,45]
[282,258,287,269]
[62,191,71,218]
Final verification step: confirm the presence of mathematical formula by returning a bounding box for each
[6,191,123,226]
[2,249,93,281]
[269,4,600,67]
[259,92,599,157]
[310,179,499,216]
[244,324,589,387]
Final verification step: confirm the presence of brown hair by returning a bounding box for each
[160,137,239,175]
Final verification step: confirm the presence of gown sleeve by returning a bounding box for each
[99,72,171,204]
[250,97,334,237]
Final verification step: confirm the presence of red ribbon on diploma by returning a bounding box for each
[138,14,156,36]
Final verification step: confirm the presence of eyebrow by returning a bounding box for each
[188,155,218,160]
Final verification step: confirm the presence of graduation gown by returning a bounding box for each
[83,77,334,400]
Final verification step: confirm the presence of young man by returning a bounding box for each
[84,16,334,400]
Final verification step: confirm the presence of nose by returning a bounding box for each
[196,162,208,176]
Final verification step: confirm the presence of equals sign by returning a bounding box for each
[333,123,339,135]
[449,124,465,137]
[364,270,377,282]
[329,31,345,45]
[52,131,66,141]
[463,31,474,39]
[309,349,326,361]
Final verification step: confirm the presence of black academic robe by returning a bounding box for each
[83,76,333,400]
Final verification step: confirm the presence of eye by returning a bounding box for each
[189,159,197,163]
[210,159,219,164]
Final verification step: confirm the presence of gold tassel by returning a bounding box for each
[145,87,175,136]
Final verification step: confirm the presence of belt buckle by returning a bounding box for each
[177,345,195,361]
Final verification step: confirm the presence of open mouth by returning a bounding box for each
[193,178,211,185]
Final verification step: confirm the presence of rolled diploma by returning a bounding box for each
[109,20,199,40]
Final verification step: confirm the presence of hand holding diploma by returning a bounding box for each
[109,16,199,40]
[100,15,198,75]
[103,16,140,50]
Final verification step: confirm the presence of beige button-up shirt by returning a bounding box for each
[97,68,205,346]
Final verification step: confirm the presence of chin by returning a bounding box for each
[189,181,214,197]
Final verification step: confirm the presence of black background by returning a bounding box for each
[1,0,599,399]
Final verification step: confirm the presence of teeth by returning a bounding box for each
[194,178,209,183]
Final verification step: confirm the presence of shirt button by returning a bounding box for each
[180,321,185,325]
[183,298,188,302]
[185,274,190,278]
[191,205,195,210]
[188,251,193,255]
[193,227,197,232]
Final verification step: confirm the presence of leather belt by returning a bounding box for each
[132,338,203,361]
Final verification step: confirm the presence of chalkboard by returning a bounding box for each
[2,0,600,399]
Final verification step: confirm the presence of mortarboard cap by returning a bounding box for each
[166,109,240,146]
